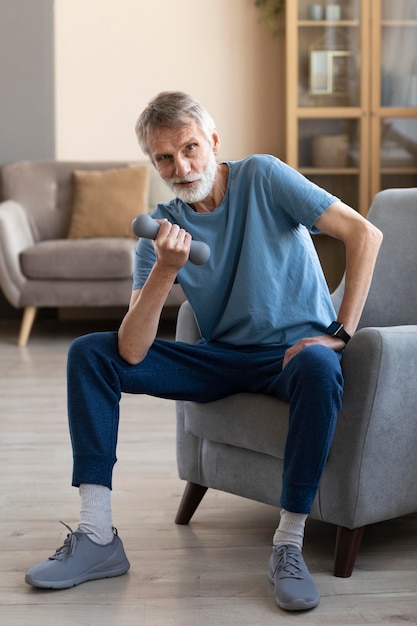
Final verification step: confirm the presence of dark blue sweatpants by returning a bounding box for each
[67,332,343,514]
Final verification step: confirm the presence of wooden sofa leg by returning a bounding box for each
[18,306,37,347]
[175,482,208,525]
[333,525,366,578]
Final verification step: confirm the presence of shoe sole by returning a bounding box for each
[25,562,130,590]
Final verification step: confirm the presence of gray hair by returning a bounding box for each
[135,91,216,157]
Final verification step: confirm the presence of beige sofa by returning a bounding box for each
[0,160,185,345]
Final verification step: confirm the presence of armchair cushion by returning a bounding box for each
[20,237,135,280]
[183,394,289,458]
[67,165,150,239]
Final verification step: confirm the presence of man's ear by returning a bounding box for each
[211,129,221,153]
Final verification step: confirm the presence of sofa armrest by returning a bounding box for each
[0,200,34,306]
[317,325,417,527]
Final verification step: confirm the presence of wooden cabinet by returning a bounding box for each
[285,0,417,216]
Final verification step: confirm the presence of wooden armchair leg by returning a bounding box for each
[175,482,208,525]
[18,306,37,347]
[333,525,366,578]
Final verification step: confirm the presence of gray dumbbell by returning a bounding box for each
[132,214,210,265]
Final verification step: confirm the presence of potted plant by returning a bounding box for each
[254,0,285,36]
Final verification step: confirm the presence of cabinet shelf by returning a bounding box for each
[381,20,417,26]
[300,168,360,175]
[297,108,362,118]
[298,20,360,27]
[381,167,417,174]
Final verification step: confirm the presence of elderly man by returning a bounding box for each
[26,91,382,611]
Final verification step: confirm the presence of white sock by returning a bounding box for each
[272,508,307,551]
[78,483,114,545]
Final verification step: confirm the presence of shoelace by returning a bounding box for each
[273,546,304,580]
[48,522,119,561]
[49,522,80,560]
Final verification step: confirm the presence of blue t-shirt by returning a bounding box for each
[133,154,338,347]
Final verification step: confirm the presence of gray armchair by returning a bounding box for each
[174,187,417,577]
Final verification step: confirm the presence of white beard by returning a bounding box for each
[165,151,217,204]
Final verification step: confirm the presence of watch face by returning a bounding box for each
[327,322,342,335]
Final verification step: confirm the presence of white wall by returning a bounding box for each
[54,0,284,162]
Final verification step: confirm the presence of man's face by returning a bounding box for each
[147,119,218,204]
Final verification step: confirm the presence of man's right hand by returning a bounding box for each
[153,219,192,271]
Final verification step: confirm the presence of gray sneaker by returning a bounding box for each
[25,523,130,589]
[268,544,320,611]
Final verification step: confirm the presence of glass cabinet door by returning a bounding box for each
[286,1,367,213]
[286,1,417,216]
[296,0,361,108]
[373,0,417,195]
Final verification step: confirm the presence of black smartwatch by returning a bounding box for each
[325,321,351,344]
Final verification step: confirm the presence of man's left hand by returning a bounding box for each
[282,335,346,369]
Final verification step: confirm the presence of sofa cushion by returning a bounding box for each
[148,166,175,208]
[67,165,150,239]
[20,238,135,280]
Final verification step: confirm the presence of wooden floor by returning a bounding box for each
[1,317,417,626]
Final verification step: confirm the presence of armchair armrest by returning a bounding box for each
[317,325,417,527]
[0,200,34,306]
[175,300,201,344]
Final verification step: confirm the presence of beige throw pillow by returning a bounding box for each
[68,165,150,238]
